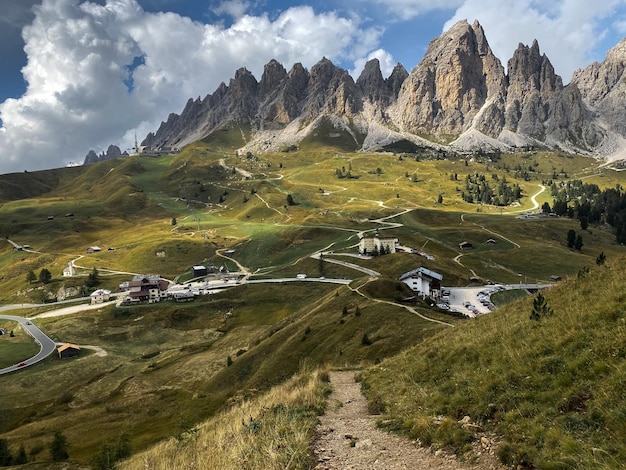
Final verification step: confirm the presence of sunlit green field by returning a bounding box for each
[0,320,39,368]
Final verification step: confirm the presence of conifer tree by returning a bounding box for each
[530,291,553,321]
[0,439,12,466]
[50,431,69,461]
[38,268,52,284]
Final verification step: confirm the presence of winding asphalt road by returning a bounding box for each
[0,315,57,375]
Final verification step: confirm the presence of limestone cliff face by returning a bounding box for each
[502,40,604,150]
[141,19,619,157]
[572,38,626,137]
[258,61,308,125]
[356,59,408,121]
[301,57,362,119]
[505,40,562,136]
[391,20,506,136]
[144,56,366,150]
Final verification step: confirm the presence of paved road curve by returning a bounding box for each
[0,315,57,375]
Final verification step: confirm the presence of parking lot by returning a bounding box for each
[440,285,503,317]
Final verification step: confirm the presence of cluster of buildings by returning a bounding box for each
[357,232,443,300]
[88,268,233,306]
[118,274,171,304]
[80,230,450,308]
[88,275,173,305]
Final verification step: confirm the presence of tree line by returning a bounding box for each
[461,172,522,206]
[549,180,626,243]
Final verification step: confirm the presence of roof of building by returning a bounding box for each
[129,290,150,298]
[90,289,111,296]
[132,273,160,281]
[58,343,80,353]
[399,267,443,282]
[173,290,195,298]
[360,235,398,241]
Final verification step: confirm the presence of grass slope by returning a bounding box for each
[123,368,331,470]
[0,139,626,467]
[360,256,626,469]
[0,280,450,465]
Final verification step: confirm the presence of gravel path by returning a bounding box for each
[312,371,505,470]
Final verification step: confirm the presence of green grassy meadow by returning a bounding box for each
[0,140,625,467]
[0,320,39,368]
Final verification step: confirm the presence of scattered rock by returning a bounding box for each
[355,438,372,449]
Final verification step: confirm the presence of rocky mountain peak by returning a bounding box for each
[356,59,387,102]
[504,39,563,136]
[507,40,562,99]
[303,57,361,118]
[83,145,122,165]
[386,63,408,97]
[391,19,506,135]
[230,67,258,96]
[258,62,309,125]
[259,59,287,98]
[471,20,489,54]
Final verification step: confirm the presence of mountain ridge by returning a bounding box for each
[85,20,626,163]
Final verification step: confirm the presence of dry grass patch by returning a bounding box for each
[123,368,331,470]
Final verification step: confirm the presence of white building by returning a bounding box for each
[90,289,112,304]
[63,263,76,277]
[399,267,443,299]
[358,232,398,255]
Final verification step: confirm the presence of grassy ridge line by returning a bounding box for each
[360,256,626,468]
[123,368,331,470]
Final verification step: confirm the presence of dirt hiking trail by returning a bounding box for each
[312,371,505,470]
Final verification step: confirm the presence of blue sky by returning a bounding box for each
[0,0,625,174]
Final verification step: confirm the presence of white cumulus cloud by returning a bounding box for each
[212,0,251,19]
